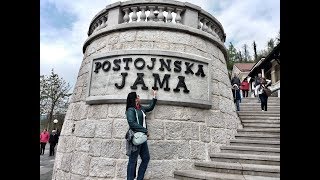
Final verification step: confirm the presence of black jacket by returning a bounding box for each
[231,77,241,87]
[49,134,59,144]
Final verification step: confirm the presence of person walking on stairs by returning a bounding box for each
[232,84,241,111]
[257,77,271,111]
[241,78,250,97]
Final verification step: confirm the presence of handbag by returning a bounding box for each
[132,132,147,145]
[132,109,147,145]
[263,87,272,97]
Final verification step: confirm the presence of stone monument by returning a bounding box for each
[52,0,242,179]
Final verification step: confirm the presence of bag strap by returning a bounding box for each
[134,109,139,125]
[134,109,147,128]
[142,111,146,128]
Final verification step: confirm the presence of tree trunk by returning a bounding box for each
[47,103,55,131]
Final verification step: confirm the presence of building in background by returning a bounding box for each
[247,43,280,97]
[231,63,255,82]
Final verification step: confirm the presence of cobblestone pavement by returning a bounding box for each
[40,144,55,180]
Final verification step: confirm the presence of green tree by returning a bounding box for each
[243,44,250,62]
[238,51,243,62]
[253,41,258,62]
[267,38,275,52]
[40,69,72,130]
[226,42,238,70]
[276,30,280,45]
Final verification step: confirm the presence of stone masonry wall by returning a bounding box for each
[52,29,241,180]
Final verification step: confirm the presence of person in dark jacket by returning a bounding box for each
[231,73,241,87]
[126,90,157,180]
[256,77,272,111]
[49,130,59,156]
[231,73,241,103]
[232,84,241,111]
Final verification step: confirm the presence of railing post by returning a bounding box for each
[158,6,165,22]
[175,8,183,24]
[166,7,173,23]
[140,6,147,21]
[122,7,130,23]
[148,6,156,21]
[202,19,208,32]
[131,7,138,22]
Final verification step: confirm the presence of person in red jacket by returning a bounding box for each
[241,78,250,97]
[40,129,49,155]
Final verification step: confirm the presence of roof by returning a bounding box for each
[248,43,280,77]
[234,63,255,72]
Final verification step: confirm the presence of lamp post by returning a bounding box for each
[53,119,58,130]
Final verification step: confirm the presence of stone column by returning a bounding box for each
[270,59,278,83]
[53,1,238,180]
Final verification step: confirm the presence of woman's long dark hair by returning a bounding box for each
[126,92,137,111]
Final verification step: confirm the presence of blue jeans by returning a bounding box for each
[127,141,150,180]
[259,94,268,111]
[235,100,240,111]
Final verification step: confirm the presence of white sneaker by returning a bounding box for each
[262,110,264,111]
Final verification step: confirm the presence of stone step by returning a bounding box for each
[210,153,280,166]
[241,101,280,104]
[243,123,280,128]
[194,161,280,177]
[237,129,280,135]
[239,108,280,111]
[241,97,280,101]
[239,106,280,109]
[239,116,280,119]
[240,105,280,107]
[238,111,280,115]
[221,146,280,155]
[238,128,280,133]
[236,133,280,141]
[239,117,280,120]
[242,120,280,123]
[241,102,280,105]
[240,103,280,106]
[229,139,280,148]
[174,170,280,180]
[239,110,280,113]
[241,97,280,102]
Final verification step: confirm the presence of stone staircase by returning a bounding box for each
[174,97,280,180]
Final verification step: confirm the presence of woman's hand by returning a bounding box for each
[152,89,157,97]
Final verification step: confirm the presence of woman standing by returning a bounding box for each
[126,90,157,180]
[40,129,49,155]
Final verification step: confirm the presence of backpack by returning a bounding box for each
[263,87,272,97]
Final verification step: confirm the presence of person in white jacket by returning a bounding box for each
[256,77,272,111]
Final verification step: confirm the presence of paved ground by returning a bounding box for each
[40,144,55,180]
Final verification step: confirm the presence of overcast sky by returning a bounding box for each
[40,0,279,89]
